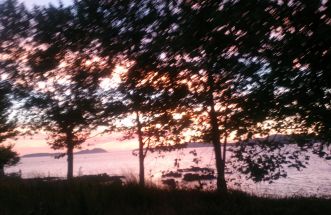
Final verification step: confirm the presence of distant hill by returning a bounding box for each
[22,148,108,158]
[133,142,235,151]
[185,135,293,148]
[186,142,237,148]
[186,142,212,148]
[75,148,108,155]
[22,153,58,158]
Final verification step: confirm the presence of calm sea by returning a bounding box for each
[7,147,331,197]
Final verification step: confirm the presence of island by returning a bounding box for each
[22,148,108,158]
[75,148,108,155]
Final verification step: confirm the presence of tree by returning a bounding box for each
[264,0,331,152]
[0,82,19,177]
[219,0,331,182]
[99,0,191,186]
[146,0,315,191]
[117,65,191,186]
[0,144,19,177]
[151,0,276,192]
[0,0,27,178]
[0,82,17,145]
[0,0,31,87]
[25,4,108,179]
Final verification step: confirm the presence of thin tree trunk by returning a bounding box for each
[136,111,145,186]
[67,141,74,180]
[0,166,4,177]
[222,115,229,183]
[207,72,227,193]
[221,132,228,188]
[209,108,227,192]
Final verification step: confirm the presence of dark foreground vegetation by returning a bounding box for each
[0,176,330,215]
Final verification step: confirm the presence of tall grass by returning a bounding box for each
[0,176,330,215]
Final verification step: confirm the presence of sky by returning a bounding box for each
[15,132,138,155]
[9,0,138,155]
[21,0,73,8]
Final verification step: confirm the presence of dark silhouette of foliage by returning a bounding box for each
[1,0,330,192]
[0,0,27,178]
[0,0,31,85]
[95,0,191,186]
[0,81,19,177]
[25,3,109,179]
[153,0,276,192]
[224,0,331,182]
[229,135,310,182]
[0,82,17,144]
[265,1,331,150]
[0,144,19,177]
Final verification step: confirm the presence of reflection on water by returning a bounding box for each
[7,147,331,197]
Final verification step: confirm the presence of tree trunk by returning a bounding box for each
[136,111,145,186]
[221,133,228,189]
[0,165,4,177]
[67,145,74,180]
[209,108,227,193]
[207,72,227,193]
[222,135,227,166]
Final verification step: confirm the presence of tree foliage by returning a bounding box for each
[0,0,26,177]
[94,0,192,186]
[25,3,110,179]
[227,0,331,182]
[0,144,19,177]
[0,82,17,144]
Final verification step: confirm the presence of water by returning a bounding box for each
[7,147,331,198]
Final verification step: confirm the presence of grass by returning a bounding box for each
[0,176,330,215]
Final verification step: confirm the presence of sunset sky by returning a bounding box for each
[15,132,138,155]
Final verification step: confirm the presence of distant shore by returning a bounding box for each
[22,148,108,158]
